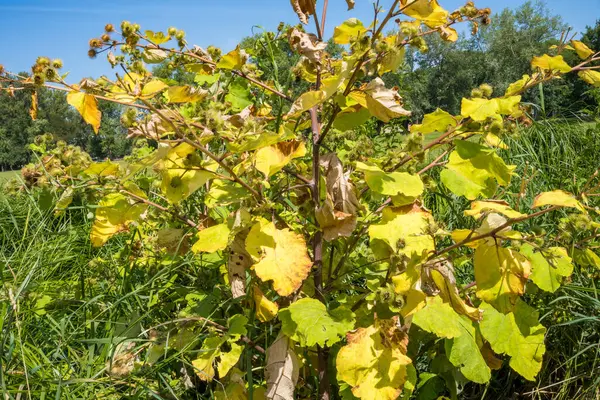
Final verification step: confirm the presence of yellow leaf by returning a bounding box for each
[167,86,207,103]
[401,0,449,28]
[337,318,412,400]
[191,223,230,254]
[531,54,571,73]
[475,244,531,313]
[253,285,279,322]
[245,219,312,296]
[91,193,147,247]
[67,91,101,133]
[255,140,306,177]
[571,40,594,59]
[532,190,584,212]
[464,200,526,219]
[217,46,246,70]
[369,204,434,260]
[333,18,367,44]
[461,96,521,121]
[505,74,532,96]
[29,91,38,120]
[578,70,600,87]
[141,79,168,97]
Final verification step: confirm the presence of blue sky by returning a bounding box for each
[0,0,598,82]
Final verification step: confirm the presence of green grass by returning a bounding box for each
[0,169,18,182]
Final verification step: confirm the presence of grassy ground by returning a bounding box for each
[0,121,599,399]
[0,169,18,182]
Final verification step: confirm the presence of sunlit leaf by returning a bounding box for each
[571,40,594,59]
[401,0,449,28]
[280,298,355,347]
[167,86,207,103]
[359,78,411,122]
[192,223,230,254]
[91,193,147,247]
[410,108,457,134]
[480,301,546,381]
[245,219,312,296]
[145,30,171,45]
[334,18,367,44]
[253,285,279,323]
[255,140,306,178]
[474,243,531,313]
[67,91,101,133]
[521,244,573,292]
[579,70,600,87]
[531,54,571,73]
[532,190,584,212]
[216,46,246,70]
[337,318,412,400]
[464,200,525,219]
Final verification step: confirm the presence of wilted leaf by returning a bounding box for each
[337,318,412,400]
[317,153,360,240]
[142,48,168,64]
[288,27,327,64]
[480,301,546,381]
[29,91,37,120]
[266,333,299,400]
[359,78,411,122]
[290,0,316,24]
[245,219,312,296]
[228,234,252,298]
[67,91,101,133]
[279,298,355,347]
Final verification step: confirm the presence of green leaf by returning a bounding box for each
[145,30,171,45]
[521,244,573,293]
[441,140,515,200]
[573,248,600,269]
[333,106,371,131]
[410,108,457,134]
[279,298,355,347]
[416,297,491,383]
[205,180,250,208]
[333,18,367,44]
[191,223,230,254]
[225,80,253,112]
[532,190,584,212]
[531,54,571,73]
[245,219,312,296]
[479,301,546,381]
[413,296,463,338]
[356,161,424,201]
[474,243,531,313]
[227,314,248,338]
